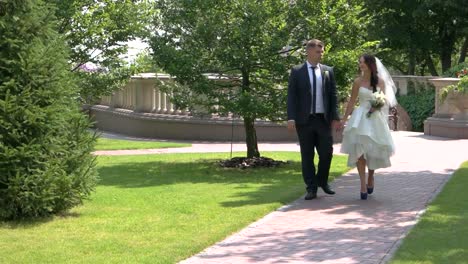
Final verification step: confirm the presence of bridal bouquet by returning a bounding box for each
[367,91,386,118]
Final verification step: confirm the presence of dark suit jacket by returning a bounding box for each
[287,63,340,125]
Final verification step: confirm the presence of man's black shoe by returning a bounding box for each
[321,185,335,195]
[304,192,317,200]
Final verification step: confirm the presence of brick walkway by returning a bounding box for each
[96,131,468,264]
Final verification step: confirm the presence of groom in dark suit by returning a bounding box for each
[287,39,341,200]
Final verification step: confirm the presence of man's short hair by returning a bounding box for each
[305,39,324,49]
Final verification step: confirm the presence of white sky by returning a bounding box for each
[122,38,150,62]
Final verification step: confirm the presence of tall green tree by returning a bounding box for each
[365,0,468,75]
[286,0,374,99]
[151,0,292,158]
[51,0,154,103]
[151,0,371,158]
[0,0,97,219]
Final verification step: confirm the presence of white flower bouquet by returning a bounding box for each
[367,91,386,118]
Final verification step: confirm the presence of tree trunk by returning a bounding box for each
[425,52,439,76]
[441,48,453,73]
[419,63,426,76]
[241,68,260,158]
[244,117,260,158]
[459,36,468,64]
[407,50,416,75]
[439,25,457,72]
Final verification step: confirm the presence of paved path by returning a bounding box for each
[93,142,302,156]
[93,130,303,155]
[96,131,468,264]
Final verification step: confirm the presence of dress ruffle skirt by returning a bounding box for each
[340,88,395,170]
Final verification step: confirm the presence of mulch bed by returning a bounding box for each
[218,156,288,169]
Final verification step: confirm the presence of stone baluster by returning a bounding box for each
[165,92,174,114]
[153,84,161,113]
[100,96,111,106]
[134,79,156,112]
[159,90,167,114]
[134,78,144,112]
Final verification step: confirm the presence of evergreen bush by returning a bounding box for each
[0,0,97,219]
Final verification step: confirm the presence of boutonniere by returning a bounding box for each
[324,70,330,79]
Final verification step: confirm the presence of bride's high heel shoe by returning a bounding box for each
[360,192,368,200]
[367,185,374,194]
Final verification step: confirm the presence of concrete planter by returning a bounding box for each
[424,78,468,139]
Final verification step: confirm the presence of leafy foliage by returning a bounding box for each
[151,0,294,157]
[286,0,375,100]
[443,62,468,77]
[397,81,435,131]
[75,61,136,105]
[51,0,153,104]
[0,0,97,219]
[131,49,158,74]
[365,0,468,75]
[440,76,468,102]
[151,0,372,157]
[439,63,468,102]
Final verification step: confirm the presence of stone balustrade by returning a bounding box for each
[100,73,433,115]
[102,73,179,114]
[91,73,436,141]
[391,75,434,95]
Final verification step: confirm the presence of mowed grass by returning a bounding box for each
[94,137,191,150]
[390,161,468,264]
[0,152,349,264]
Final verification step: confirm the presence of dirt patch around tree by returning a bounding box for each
[218,157,288,169]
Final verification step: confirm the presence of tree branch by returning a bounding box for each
[459,36,468,64]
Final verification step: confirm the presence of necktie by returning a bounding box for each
[311,66,317,114]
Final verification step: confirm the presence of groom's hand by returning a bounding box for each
[287,120,296,133]
[332,120,342,132]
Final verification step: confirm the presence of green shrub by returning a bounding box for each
[442,62,468,77]
[0,0,97,219]
[397,81,435,132]
[439,65,468,102]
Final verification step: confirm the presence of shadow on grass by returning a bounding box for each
[97,159,302,205]
[0,211,82,228]
[97,160,301,187]
[96,156,348,208]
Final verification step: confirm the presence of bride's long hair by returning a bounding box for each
[360,54,378,92]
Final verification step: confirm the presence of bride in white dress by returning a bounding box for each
[340,54,397,200]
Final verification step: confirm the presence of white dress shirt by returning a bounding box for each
[306,61,324,114]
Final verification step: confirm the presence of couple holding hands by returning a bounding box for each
[287,39,396,200]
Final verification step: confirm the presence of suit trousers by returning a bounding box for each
[295,114,334,193]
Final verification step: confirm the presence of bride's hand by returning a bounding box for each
[339,120,346,129]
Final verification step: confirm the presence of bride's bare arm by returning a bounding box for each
[378,77,386,94]
[342,78,360,122]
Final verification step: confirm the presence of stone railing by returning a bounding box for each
[92,73,297,142]
[391,75,434,95]
[100,73,187,115]
[91,73,437,141]
[100,74,433,115]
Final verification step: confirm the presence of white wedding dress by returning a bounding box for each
[340,87,395,170]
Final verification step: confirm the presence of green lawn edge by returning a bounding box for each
[94,137,191,150]
[389,161,468,264]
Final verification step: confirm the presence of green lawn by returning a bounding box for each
[94,137,191,150]
[390,161,468,264]
[0,152,349,264]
